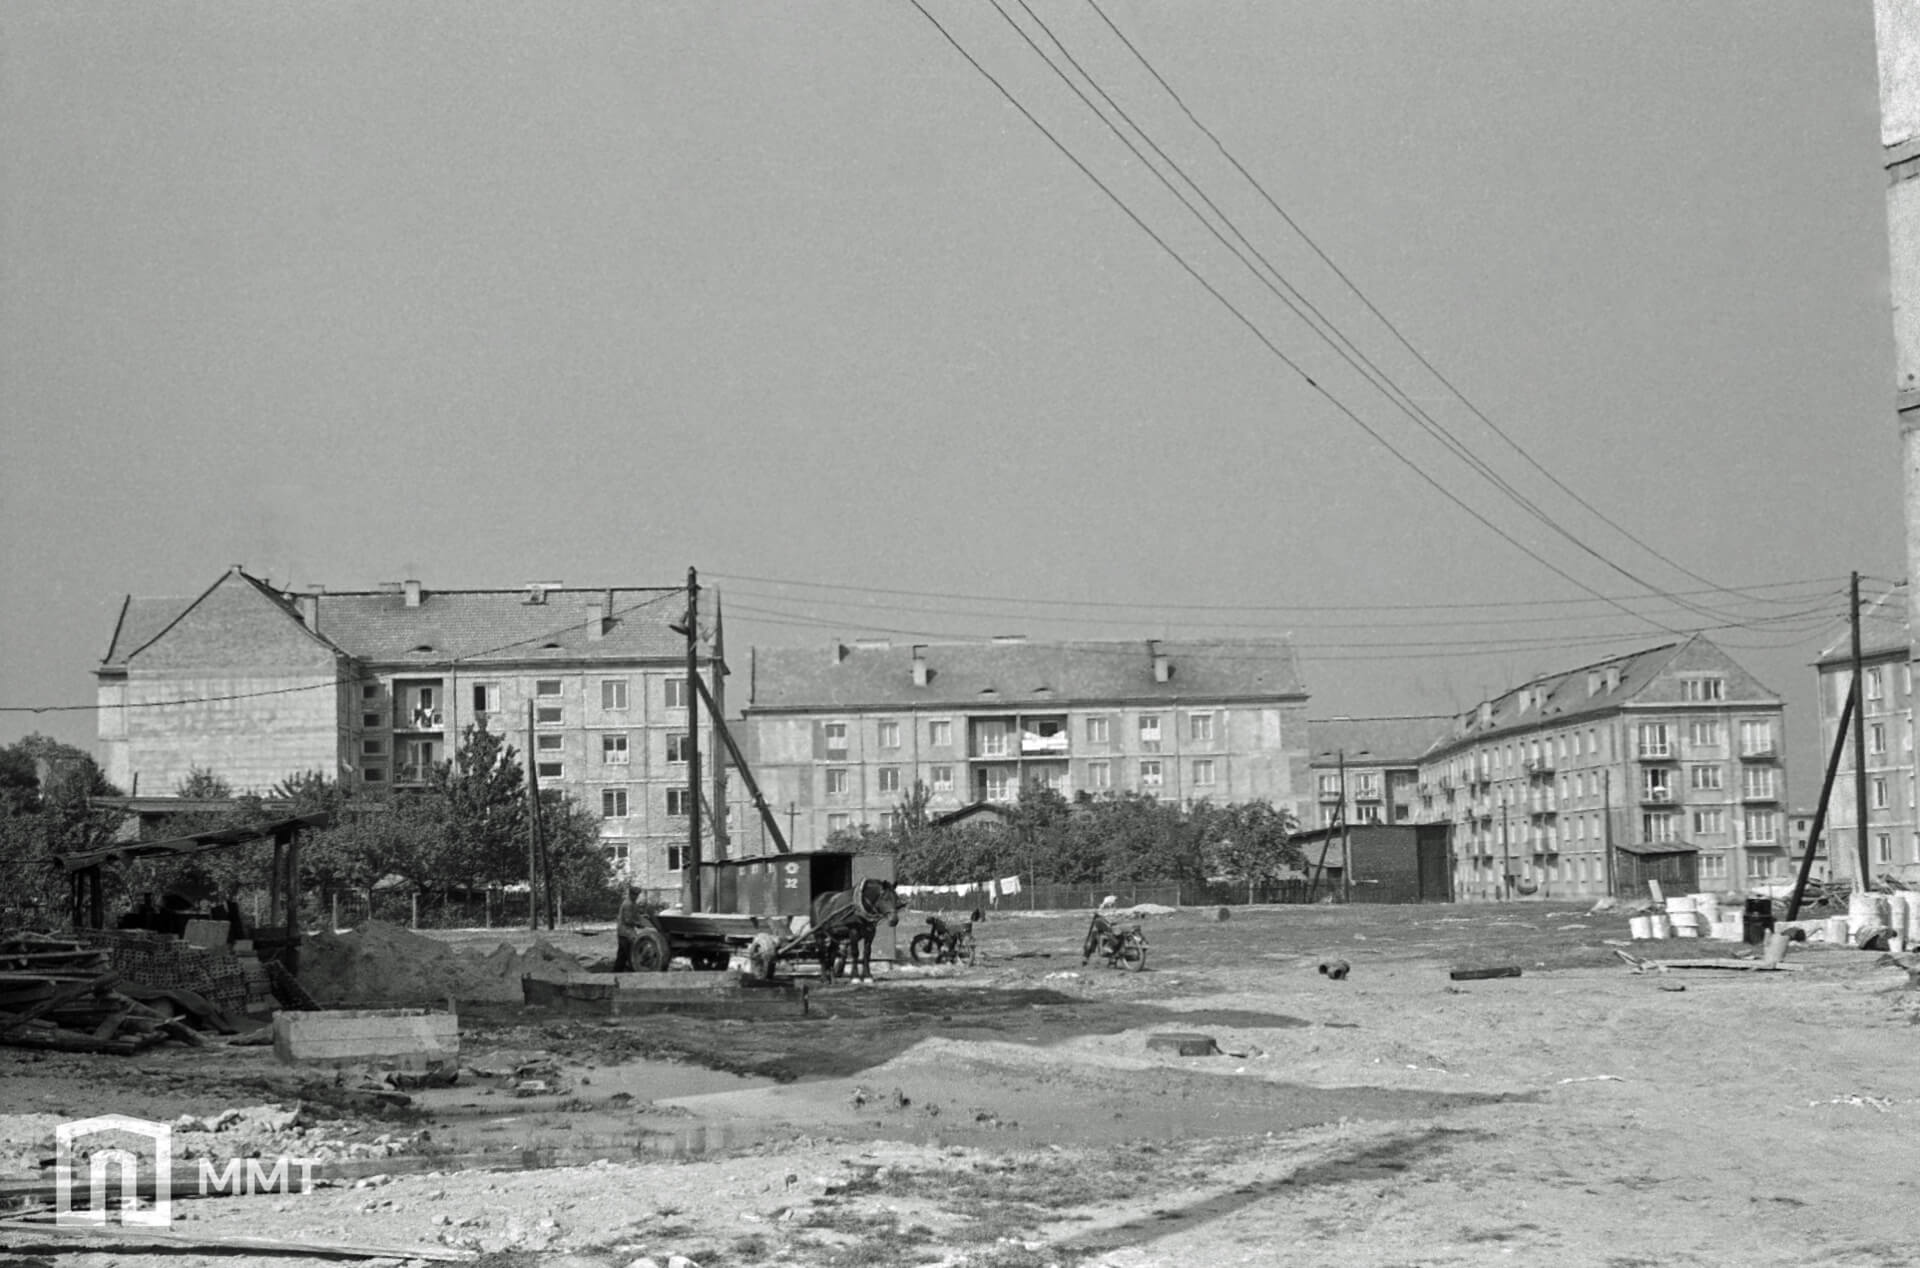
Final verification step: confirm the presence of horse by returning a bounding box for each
[808,877,902,982]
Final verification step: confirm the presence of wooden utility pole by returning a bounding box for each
[1499,790,1511,901]
[710,595,729,863]
[683,567,703,912]
[1787,686,1860,921]
[1338,750,1351,904]
[526,701,540,931]
[1602,768,1615,900]
[1850,571,1874,887]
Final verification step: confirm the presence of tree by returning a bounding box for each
[0,735,128,924]
[435,721,531,889]
[1203,801,1302,885]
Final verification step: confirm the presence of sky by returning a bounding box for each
[0,1,1901,794]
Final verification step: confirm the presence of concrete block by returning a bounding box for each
[273,1007,458,1070]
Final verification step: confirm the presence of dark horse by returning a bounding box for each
[809,877,902,981]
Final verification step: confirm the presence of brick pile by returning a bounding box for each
[79,928,250,1014]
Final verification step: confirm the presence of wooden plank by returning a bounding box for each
[0,972,117,1034]
[0,1218,474,1261]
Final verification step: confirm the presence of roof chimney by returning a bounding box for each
[1147,639,1171,683]
[1587,670,1601,697]
[403,579,422,608]
[830,641,848,665]
[912,645,929,687]
[1477,701,1493,728]
[587,590,612,641]
[295,591,320,632]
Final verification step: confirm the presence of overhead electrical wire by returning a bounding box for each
[1080,0,1778,614]
[904,1,1702,638]
[995,0,1743,630]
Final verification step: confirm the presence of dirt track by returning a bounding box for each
[5,902,1920,1267]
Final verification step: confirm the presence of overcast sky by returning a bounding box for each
[1,1,1899,789]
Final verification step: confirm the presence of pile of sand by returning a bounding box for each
[298,922,589,1006]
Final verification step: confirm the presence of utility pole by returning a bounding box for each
[1500,789,1511,901]
[787,802,798,850]
[1602,768,1615,901]
[710,594,729,864]
[1338,749,1351,904]
[526,701,540,931]
[1850,571,1874,887]
[682,567,703,912]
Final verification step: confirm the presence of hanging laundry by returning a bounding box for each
[1000,875,1023,895]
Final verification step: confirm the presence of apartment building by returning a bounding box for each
[1414,635,1788,901]
[95,567,718,888]
[1812,588,1916,881]
[740,638,1311,850]
[1306,716,1455,831]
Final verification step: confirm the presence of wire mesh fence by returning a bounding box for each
[901,878,1328,913]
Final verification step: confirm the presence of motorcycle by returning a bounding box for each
[909,908,980,966]
[1082,910,1147,972]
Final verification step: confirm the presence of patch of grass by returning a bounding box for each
[729,1232,773,1259]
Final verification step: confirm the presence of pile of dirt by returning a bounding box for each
[298,923,588,1006]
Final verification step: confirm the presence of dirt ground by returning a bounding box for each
[5,902,1920,1268]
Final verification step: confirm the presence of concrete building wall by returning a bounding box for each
[120,669,347,794]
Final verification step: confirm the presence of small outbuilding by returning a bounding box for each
[1290,823,1454,904]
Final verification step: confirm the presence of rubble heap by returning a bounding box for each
[297,922,587,1006]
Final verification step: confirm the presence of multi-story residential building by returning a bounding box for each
[1306,716,1455,831]
[95,567,720,889]
[1812,588,1916,881]
[740,638,1310,850]
[1414,635,1788,901]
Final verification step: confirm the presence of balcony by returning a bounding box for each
[1019,716,1069,756]
[1637,747,1677,763]
[1639,787,1675,805]
[1524,757,1555,778]
[1741,788,1779,804]
[1529,796,1557,818]
[395,709,444,732]
[1739,746,1778,761]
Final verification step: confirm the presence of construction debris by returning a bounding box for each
[0,933,220,1054]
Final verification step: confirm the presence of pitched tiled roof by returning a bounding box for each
[101,573,695,670]
[308,586,689,665]
[1423,634,1779,760]
[1308,716,1455,766]
[100,597,195,668]
[746,638,1305,712]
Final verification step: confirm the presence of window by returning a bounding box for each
[976,721,1010,757]
[929,720,952,748]
[602,733,629,765]
[826,768,849,796]
[1867,667,1884,701]
[931,765,953,793]
[1699,853,1728,880]
[1318,772,1342,798]
[879,811,898,832]
[361,682,380,700]
[667,788,690,817]
[535,733,562,753]
[1189,713,1214,743]
[826,813,851,834]
[667,733,690,764]
[1642,769,1673,802]
[664,677,689,709]
[1739,720,1775,756]
[472,683,501,716]
[1877,833,1894,865]
[878,720,900,749]
[1680,677,1725,702]
[604,841,630,873]
[1743,767,1775,800]
[536,761,563,780]
[363,767,385,784]
[1689,765,1722,791]
[400,738,443,781]
[1746,852,1777,879]
[362,738,385,757]
[1745,810,1777,843]
[667,844,688,872]
[1641,812,1675,844]
[1873,777,1889,810]
[824,721,848,752]
[1871,723,1887,755]
[1637,723,1671,758]
[535,682,563,724]
[1087,760,1111,790]
[1086,717,1110,745]
[602,788,628,818]
[363,713,382,729]
[1192,758,1216,787]
[1686,719,1719,748]
[1692,808,1725,835]
[536,679,561,696]
[536,703,564,725]
[878,766,901,794]
[985,769,1015,801]
[1140,759,1163,788]
[601,679,628,711]
[1139,715,1161,749]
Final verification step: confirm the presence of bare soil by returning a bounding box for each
[5,902,1920,1268]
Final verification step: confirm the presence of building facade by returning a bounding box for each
[740,638,1311,851]
[95,568,720,888]
[1306,716,1455,831]
[1812,588,1917,882]
[1413,635,1789,901]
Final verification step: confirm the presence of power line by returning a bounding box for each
[1082,0,1764,612]
[911,1,1697,636]
[707,567,1844,614]
[998,0,1737,628]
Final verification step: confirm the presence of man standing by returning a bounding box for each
[614,884,644,973]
